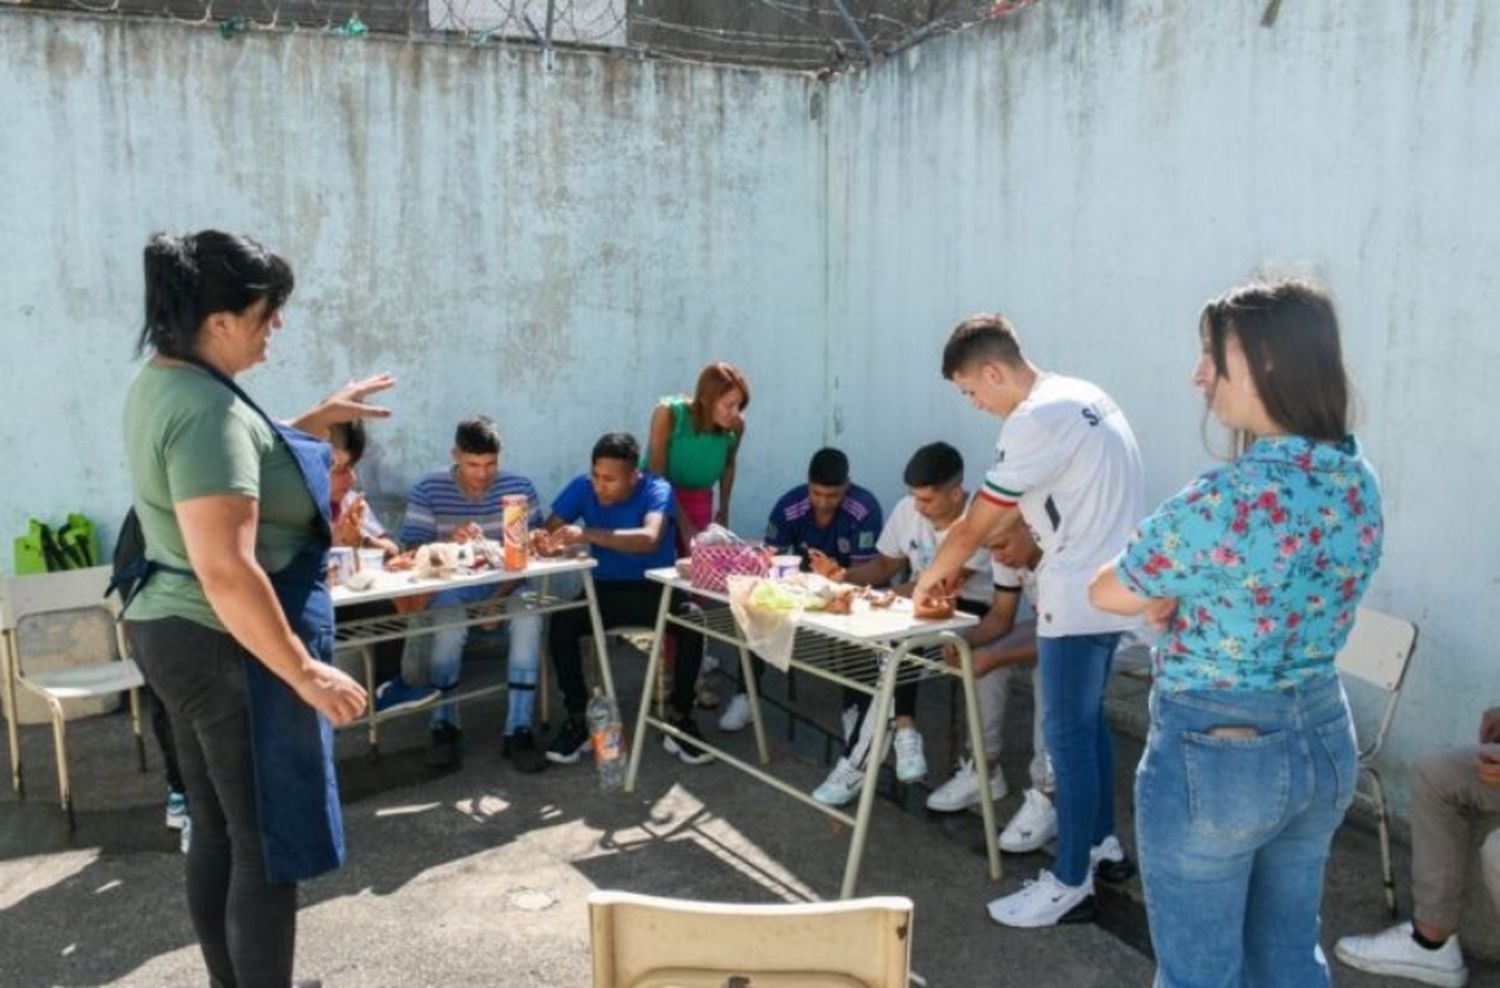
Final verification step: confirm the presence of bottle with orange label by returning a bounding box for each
[502,494,530,571]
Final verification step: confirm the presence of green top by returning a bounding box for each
[122,361,320,631]
[652,396,738,491]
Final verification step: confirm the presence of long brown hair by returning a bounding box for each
[1201,278,1350,454]
[689,361,751,435]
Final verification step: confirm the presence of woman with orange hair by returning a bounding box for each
[645,361,750,546]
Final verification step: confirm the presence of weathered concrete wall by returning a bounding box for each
[825,0,1500,817]
[0,13,826,546]
[3,0,1496,825]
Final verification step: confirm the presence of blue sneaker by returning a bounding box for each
[374,679,442,715]
[165,790,188,831]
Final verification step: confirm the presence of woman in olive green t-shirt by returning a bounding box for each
[645,361,750,546]
[122,230,387,988]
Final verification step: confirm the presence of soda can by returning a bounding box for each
[502,494,530,571]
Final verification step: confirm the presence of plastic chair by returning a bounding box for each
[1335,606,1419,916]
[588,890,913,988]
[0,566,146,828]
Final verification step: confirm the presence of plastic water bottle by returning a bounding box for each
[588,688,627,792]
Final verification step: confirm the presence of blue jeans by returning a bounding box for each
[1037,632,1121,886]
[1135,677,1358,988]
[400,583,543,734]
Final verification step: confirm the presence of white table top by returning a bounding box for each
[645,566,977,645]
[331,555,597,608]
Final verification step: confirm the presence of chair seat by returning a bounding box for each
[19,659,145,700]
[635,970,866,988]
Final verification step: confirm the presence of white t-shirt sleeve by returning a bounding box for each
[990,557,1026,590]
[875,497,912,561]
[981,411,1071,509]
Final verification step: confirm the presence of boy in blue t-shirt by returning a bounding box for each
[543,432,711,767]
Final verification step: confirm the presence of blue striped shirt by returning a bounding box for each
[398,468,542,548]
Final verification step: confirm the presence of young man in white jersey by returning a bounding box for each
[805,442,991,807]
[914,313,1145,928]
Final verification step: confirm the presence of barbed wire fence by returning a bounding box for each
[6,0,1038,72]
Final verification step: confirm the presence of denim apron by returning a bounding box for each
[132,358,345,885]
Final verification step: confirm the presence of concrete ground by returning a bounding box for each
[3,633,1496,986]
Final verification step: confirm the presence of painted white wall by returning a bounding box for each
[0,15,826,548]
[825,0,1500,817]
[3,1,1496,822]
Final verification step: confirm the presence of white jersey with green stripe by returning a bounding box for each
[980,373,1145,637]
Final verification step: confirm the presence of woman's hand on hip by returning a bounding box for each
[294,662,368,726]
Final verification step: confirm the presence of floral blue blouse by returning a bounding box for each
[1117,435,1384,692]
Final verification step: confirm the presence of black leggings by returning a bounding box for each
[125,617,297,988]
[146,685,185,794]
[549,580,704,718]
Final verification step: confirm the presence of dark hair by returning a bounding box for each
[454,416,501,455]
[808,447,850,487]
[139,230,294,358]
[593,432,641,465]
[689,361,751,434]
[941,313,1024,379]
[903,442,965,488]
[329,420,367,466]
[1201,278,1350,445]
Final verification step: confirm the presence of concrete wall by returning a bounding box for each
[0,13,826,546]
[3,0,1496,820]
[824,0,1500,816]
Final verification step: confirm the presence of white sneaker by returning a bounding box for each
[700,651,722,676]
[165,789,188,831]
[1335,923,1469,987]
[718,693,752,732]
[926,757,1008,812]
[1089,834,1136,881]
[812,758,866,807]
[986,869,1096,928]
[999,789,1057,853]
[893,728,927,782]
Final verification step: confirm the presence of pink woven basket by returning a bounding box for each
[688,543,770,593]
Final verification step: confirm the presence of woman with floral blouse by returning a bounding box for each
[1090,279,1384,987]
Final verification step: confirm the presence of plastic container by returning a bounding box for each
[587,687,627,792]
[502,494,530,571]
[770,554,802,579]
[357,548,385,573]
[328,546,356,585]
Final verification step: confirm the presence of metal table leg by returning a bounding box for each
[840,650,901,899]
[623,584,674,793]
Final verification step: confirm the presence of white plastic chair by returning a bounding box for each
[1335,606,1419,916]
[0,566,146,828]
[588,890,913,988]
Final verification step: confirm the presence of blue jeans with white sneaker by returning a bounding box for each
[401,583,543,733]
[1136,676,1357,988]
[1037,632,1121,887]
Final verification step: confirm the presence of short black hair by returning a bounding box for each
[903,442,964,488]
[592,431,640,465]
[941,313,1024,379]
[139,230,294,359]
[329,420,367,466]
[455,416,501,455]
[807,447,850,487]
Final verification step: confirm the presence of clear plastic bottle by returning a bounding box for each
[587,687,627,792]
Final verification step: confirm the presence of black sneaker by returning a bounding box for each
[426,723,463,770]
[663,715,713,766]
[504,728,548,774]
[546,716,591,765]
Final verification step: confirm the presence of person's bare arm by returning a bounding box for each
[554,511,668,555]
[1089,558,1179,630]
[288,374,395,438]
[912,500,1023,603]
[715,432,741,527]
[175,495,366,724]
[834,552,905,588]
